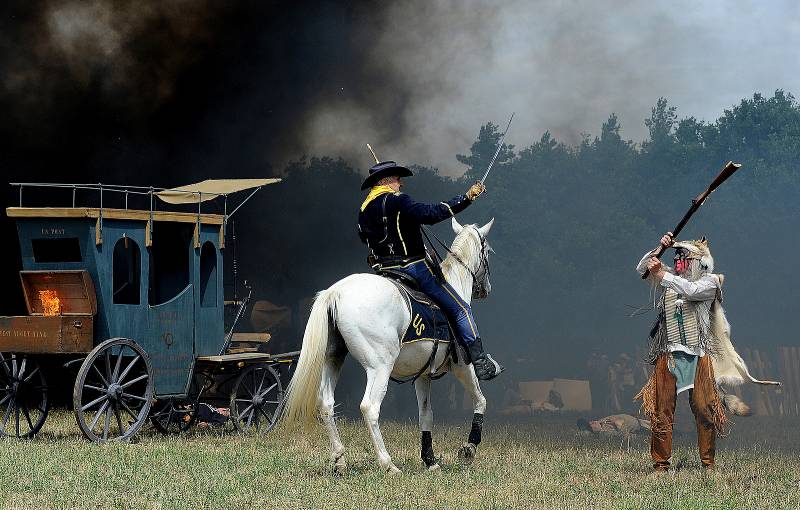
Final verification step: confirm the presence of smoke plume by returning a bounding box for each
[3,1,799,175]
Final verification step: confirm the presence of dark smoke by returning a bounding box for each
[4,2,799,175]
[1,1,797,421]
[0,0,402,309]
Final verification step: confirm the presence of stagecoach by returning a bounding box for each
[0,180,298,441]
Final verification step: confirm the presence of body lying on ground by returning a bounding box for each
[577,414,650,436]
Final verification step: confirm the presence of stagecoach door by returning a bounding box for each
[145,223,195,397]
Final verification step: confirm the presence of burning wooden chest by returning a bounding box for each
[0,270,96,353]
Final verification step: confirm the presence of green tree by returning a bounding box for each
[456,122,515,183]
[644,97,678,147]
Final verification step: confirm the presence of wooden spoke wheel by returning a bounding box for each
[230,364,283,433]
[73,338,153,442]
[150,375,202,434]
[0,353,49,438]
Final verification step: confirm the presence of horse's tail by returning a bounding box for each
[281,286,338,428]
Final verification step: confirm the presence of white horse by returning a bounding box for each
[281,217,495,474]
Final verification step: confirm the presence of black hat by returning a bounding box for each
[361,161,413,190]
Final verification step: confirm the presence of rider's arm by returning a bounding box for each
[394,193,471,225]
[660,273,718,301]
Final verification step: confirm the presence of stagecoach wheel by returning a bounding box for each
[230,364,283,433]
[73,338,153,442]
[150,375,201,434]
[0,353,49,438]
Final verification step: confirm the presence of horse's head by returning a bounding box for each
[451,217,494,299]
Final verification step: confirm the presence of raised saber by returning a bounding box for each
[366,144,380,164]
[642,160,743,279]
[480,112,515,184]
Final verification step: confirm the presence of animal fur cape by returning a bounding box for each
[709,293,780,387]
[668,238,779,387]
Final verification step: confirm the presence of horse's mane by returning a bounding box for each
[441,226,482,292]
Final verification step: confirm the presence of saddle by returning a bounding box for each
[379,269,453,344]
[378,270,458,383]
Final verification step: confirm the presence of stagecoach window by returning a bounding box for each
[113,237,141,305]
[199,241,217,307]
[148,223,192,306]
[31,238,82,263]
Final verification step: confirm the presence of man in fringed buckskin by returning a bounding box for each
[635,232,779,472]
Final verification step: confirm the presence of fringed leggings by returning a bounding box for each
[635,353,726,471]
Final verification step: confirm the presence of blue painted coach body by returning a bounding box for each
[13,213,225,397]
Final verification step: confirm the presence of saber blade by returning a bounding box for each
[480,112,515,184]
[366,143,380,164]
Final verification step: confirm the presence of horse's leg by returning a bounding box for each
[319,354,346,475]
[360,365,400,474]
[414,376,439,471]
[451,361,487,465]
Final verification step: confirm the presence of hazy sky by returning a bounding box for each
[2,0,798,177]
[301,0,800,174]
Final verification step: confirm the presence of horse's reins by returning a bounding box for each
[422,225,491,299]
[422,225,490,296]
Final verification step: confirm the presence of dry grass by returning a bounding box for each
[0,410,797,509]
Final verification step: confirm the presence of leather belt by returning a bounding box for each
[371,255,425,268]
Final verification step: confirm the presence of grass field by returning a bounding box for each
[0,410,797,510]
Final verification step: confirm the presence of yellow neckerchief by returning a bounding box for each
[360,185,396,212]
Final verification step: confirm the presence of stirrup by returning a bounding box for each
[474,354,504,381]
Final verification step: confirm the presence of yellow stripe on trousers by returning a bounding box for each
[424,260,477,337]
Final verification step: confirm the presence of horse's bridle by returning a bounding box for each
[422,224,492,299]
[468,227,491,300]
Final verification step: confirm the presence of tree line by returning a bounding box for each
[236,90,800,377]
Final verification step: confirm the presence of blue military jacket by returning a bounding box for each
[358,191,471,261]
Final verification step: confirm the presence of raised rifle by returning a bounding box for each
[642,160,742,279]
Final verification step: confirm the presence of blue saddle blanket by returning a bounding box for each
[403,295,453,344]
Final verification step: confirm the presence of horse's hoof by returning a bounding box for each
[333,463,348,477]
[458,442,477,465]
[427,463,441,472]
[385,464,402,475]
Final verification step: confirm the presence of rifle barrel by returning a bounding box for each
[641,160,742,279]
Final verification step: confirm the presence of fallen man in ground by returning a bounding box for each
[577,414,650,450]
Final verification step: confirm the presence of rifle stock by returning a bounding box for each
[641,160,742,279]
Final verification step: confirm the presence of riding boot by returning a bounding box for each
[466,338,504,381]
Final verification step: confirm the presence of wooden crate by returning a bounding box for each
[0,315,93,353]
[20,270,97,316]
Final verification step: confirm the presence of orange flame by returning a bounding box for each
[39,290,61,316]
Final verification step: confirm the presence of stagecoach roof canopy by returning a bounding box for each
[155,178,281,204]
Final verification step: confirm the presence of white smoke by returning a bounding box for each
[299,0,800,175]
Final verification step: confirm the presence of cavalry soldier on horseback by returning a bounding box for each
[357,160,503,381]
